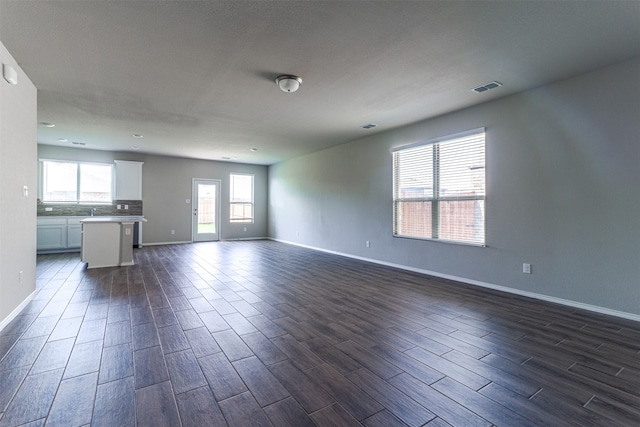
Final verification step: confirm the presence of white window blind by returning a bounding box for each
[392,129,486,246]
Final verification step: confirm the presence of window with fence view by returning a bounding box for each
[392,129,485,246]
[41,160,113,204]
[230,174,254,223]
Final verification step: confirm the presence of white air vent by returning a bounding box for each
[472,81,502,93]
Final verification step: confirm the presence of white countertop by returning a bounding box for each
[80,216,147,223]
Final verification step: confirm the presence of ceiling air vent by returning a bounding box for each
[472,81,502,93]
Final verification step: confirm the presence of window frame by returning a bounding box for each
[392,128,486,246]
[39,159,114,204]
[229,173,254,224]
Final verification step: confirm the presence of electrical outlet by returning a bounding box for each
[45,207,53,212]
[124,205,129,210]
[366,241,370,248]
[185,199,190,204]
[523,263,531,274]
[170,229,175,235]
[243,227,247,232]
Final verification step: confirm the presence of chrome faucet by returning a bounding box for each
[89,207,97,216]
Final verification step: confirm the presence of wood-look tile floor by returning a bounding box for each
[1,241,639,426]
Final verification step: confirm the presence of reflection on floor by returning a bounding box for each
[0,240,639,426]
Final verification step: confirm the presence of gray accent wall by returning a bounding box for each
[0,41,37,324]
[268,58,640,317]
[37,146,268,244]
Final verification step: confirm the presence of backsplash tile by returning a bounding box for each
[37,200,143,217]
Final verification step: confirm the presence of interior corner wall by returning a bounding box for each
[0,40,38,325]
[268,58,640,317]
[36,146,268,244]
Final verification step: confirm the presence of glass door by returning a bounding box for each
[192,179,220,242]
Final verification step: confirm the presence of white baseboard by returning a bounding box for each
[0,290,37,334]
[142,241,192,246]
[270,238,640,323]
[222,237,269,241]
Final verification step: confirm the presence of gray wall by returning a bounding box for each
[269,58,640,317]
[0,41,37,325]
[37,146,268,244]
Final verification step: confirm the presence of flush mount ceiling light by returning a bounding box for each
[3,64,17,85]
[275,75,302,93]
[39,122,55,127]
[132,134,143,138]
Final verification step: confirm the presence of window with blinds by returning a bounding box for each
[392,128,486,246]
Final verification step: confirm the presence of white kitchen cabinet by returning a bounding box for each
[37,218,67,250]
[114,160,143,200]
[67,218,83,248]
[81,217,145,268]
[37,217,86,252]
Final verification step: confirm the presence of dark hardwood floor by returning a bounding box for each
[1,240,639,426]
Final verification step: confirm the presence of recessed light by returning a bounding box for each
[250,148,258,152]
[71,141,86,146]
[132,134,143,138]
[39,122,55,127]
[361,123,377,129]
[57,138,68,142]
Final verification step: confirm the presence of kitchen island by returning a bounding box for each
[81,216,147,269]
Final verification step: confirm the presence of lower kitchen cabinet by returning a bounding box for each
[37,217,85,253]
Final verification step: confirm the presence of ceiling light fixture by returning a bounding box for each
[250,148,258,152]
[3,64,17,85]
[39,122,55,127]
[131,146,140,150]
[361,123,377,129]
[71,141,86,146]
[275,75,302,93]
[132,133,143,138]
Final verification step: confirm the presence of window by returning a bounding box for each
[230,174,254,223]
[41,160,113,203]
[392,128,485,246]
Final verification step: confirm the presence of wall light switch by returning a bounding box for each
[125,228,131,235]
[117,204,122,210]
[523,263,531,274]
[185,199,190,204]
[23,185,28,197]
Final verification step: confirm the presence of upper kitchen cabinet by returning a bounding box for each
[114,160,143,200]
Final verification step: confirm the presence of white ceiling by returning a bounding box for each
[1,1,639,165]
